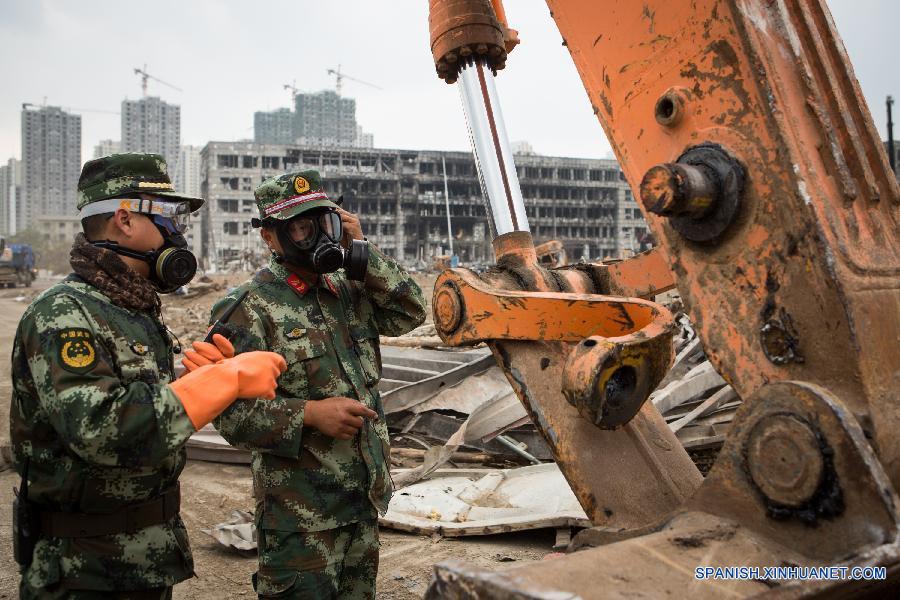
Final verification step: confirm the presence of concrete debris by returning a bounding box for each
[391,379,538,488]
[381,347,494,411]
[651,362,726,415]
[668,385,738,434]
[382,463,590,536]
[201,510,256,552]
[202,464,588,553]
[186,423,249,464]
[654,309,742,474]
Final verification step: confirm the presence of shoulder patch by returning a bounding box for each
[57,328,97,373]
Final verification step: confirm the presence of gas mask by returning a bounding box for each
[81,197,198,293]
[273,209,368,281]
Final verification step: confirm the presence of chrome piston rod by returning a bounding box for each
[458,59,530,238]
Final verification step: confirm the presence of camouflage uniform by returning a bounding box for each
[211,171,426,598]
[10,154,204,598]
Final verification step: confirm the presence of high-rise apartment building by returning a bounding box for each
[121,96,180,180]
[93,139,121,159]
[294,91,358,147]
[0,158,23,236]
[178,145,202,199]
[254,91,374,148]
[177,145,203,257]
[21,105,82,229]
[254,108,294,145]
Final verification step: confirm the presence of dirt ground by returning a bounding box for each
[0,275,554,599]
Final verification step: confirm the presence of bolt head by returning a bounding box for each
[640,164,679,215]
[434,286,463,334]
[747,415,824,507]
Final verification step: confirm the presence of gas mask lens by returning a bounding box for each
[151,214,188,236]
[286,216,318,249]
[285,210,343,249]
[319,211,342,243]
[148,200,191,235]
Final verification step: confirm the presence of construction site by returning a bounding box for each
[2,0,900,598]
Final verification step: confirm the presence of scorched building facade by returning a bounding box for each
[200,142,647,271]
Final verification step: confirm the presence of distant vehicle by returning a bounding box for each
[0,242,37,288]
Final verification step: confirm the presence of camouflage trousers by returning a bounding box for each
[19,583,172,600]
[253,519,379,599]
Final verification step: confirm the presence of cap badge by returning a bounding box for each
[294,176,310,195]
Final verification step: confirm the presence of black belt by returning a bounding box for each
[38,485,180,538]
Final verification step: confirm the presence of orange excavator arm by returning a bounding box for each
[424,0,900,597]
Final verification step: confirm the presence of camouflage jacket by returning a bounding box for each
[212,245,426,532]
[10,276,196,591]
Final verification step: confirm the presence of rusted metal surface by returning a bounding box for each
[432,268,673,345]
[426,383,900,597]
[534,239,567,267]
[489,339,701,529]
[639,143,746,242]
[552,247,676,300]
[429,0,508,84]
[432,231,701,529]
[561,329,673,428]
[547,0,899,487]
[689,381,900,559]
[426,0,900,596]
[426,514,900,599]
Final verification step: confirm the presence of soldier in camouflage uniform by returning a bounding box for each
[10,153,286,599]
[184,170,426,598]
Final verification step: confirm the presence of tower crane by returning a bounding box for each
[283,81,302,105]
[133,64,182,97]
[325,65,381,95]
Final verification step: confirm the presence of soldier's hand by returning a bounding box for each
[305,396,377,440]
[182,334,235,373]
[336,208,364,250]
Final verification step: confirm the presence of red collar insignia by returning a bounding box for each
[286,274,309,296]
[323,275,338,296]
[285,273,338,297]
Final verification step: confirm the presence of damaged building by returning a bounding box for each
[199,142,648,271]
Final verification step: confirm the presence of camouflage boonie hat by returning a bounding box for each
[253,170,338,225]
[77,153,204,212]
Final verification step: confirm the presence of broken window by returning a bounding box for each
[218,199,239,212]
[262,156,280,169]
[218,155,238,168]
[223,222,239,235]
[220,177,239,190]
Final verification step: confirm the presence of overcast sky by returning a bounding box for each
[0,0,897,162]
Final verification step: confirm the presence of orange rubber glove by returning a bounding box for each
[182,334,235,373]
[169,351,288,429]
